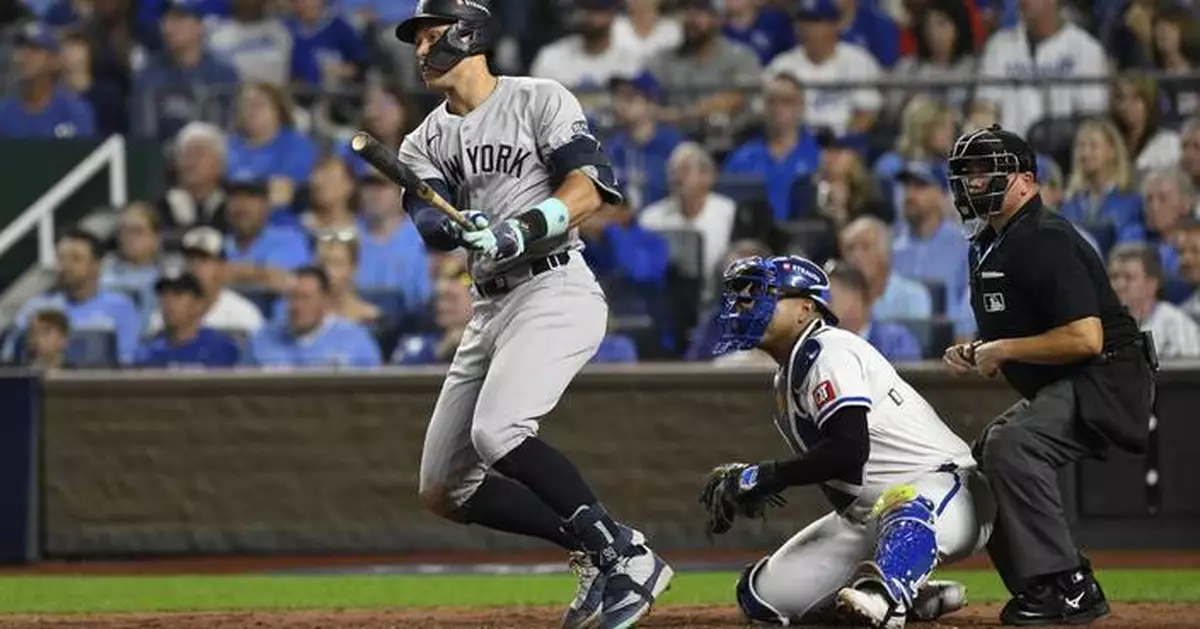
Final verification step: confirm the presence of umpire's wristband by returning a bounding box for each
[513,198,570,243]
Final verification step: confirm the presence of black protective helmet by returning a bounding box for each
[947,124,1037,230]
[395,0,495,72]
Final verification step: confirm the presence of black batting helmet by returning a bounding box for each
[395,0,495,72]
[947,124,1037,232]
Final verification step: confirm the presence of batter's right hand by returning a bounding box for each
[943,342,977,376]
[445,211,498,256]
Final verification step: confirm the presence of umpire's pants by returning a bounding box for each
[976,378,1107,594]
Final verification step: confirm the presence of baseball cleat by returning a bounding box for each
[909,579,968,621]
[561,551,606,629]
[596,540,674,629]
[999,568,1109,626]
[836,586,906,629]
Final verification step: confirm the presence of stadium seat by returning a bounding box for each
[1077,218,1117,255]
[233,286,278,318]
[777,218,834,260]
[359,288,408,324]
[917,278,947,316]
[892,317,955,359]
[788,176,817,219]
[68,329,118,368]
[658,229,706,280]
[1027,115,1087,177]
[657,230,706,355]
[731,198,777,246]
[714,174,769,204]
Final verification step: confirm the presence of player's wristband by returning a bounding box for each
[513,198,570,243]
[740,461,781,498]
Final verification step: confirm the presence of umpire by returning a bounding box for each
[942,125,1156,626]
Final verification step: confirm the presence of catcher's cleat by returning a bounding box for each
[561,551,606,629]
[909,579,968,621]
[836,585,906,629]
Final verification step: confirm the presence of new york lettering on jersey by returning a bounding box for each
[438,143,534,185]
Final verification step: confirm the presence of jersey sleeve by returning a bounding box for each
[792,336,873,428]
[398,123,445,182]
[533,80,623,205]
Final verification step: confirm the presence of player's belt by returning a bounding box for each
[475,252,571,298]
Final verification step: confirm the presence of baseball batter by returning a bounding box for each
[392,2,672,629]
[700,255,993,628]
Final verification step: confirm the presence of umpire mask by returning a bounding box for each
[947,125,1035,239]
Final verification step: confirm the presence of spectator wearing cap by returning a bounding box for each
[888,0,977,117]
[22,309,72,371]
[301,156,359,236]
[100,202,164,321]
[157,122,230,232]
[639,142,738,297]
[226,82,318,211]
[5,230,140,365]
[207,0,319,86]
[246,266,382,368]
[146,226,265,335]
[131,0,240,140]
[1178,219,1200,318]
[834,0,901,68]
[872,96,955,224]
[891,161,973,334]
[286,0,367,90]
[135,268,241,368]
[58,30,125,136]
[721,0,795,65]
[646,0,762,127]
[828,261,922,361]
[1112,73,1181,178]
[612,0,682,65]
[529,0,641,97]
[721,72,821,221]
[355,169,432,313]
[1059,118,1146,250]
[973,0,1107,136]
[839,216,933,321]
[1142,168,1196,284]
[392,261,473,366]
[333,85,416,179]
[604,72,685,211]
[1108,243,1200,359]
[0,23,95,139]
[766,0,881,138]
[223,172,312,293]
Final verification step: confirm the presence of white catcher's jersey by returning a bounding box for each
[774,322,975,521]
[399,76,620,281]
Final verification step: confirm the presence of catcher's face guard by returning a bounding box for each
[715,258,781,355]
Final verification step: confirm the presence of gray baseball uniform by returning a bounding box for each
[401,76,622,508]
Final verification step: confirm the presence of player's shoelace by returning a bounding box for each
[567,552,600,608]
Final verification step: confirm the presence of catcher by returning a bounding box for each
[700,255,993,628]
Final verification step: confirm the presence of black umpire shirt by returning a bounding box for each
[969,194,1141,401]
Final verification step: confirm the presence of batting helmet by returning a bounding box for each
[947,124,1037,236]
[714,255,837,355]
[395,0,495,73]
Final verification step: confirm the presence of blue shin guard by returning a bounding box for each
[851,485,939,611]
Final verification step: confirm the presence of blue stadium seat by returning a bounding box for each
[1027,116,1087,178]
[778,219,832,258]
[788,176,817,218]
[233,286,278,318]
[658,229,706,280]
[714,174,768,204]
[1077,219,1117,255]
[917,278,947,316]
[359,288,408,324]
[892,317,955,359]
[68,329,118,368]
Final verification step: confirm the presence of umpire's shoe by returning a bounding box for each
[999,566,1109,626]
[561,551,605,629]
[596,537,673,629]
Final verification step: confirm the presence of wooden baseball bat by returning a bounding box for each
[349,131,473,229]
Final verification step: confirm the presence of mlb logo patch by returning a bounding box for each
[812,380,836,410]
[984,292,1006,313]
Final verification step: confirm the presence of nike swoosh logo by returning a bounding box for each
[1065,592,1085,609]
[981,271,1006,279]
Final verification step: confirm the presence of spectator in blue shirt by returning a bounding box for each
[891,162,973,337]
[604,72,685,212]
[134,0,230,50]
[22,309,72,371]
[828,261,922,360]
[223,172,312,294]
[100,202,164,322]
[334,0,416,29]
[356,169,433,314]
[1142,167,1197,298]
[592,331,639,363]
[135,267,241,368]
[0,23,95,139]
[58,31,126,136]
[247,266,382,368]
[839,216,933,320]
[722,72,821,221]
[207,0,319,86]
[286,0,367,89]
[392,261,473,366]
[333,85,415,178]
[1060,118,1146,251]
[836,0,901,68]
[226,82,319,210]
[721,0,794,64]
[130,0,240,139]
[872,96,955,226]
[6,230,140,365]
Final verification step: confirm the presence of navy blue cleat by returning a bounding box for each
[596,535,674,629]
[561,551,606,629]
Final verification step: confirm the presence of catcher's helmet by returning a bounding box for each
[714,255,837,355]
[395,0,495,72]
[947,124,1037,233]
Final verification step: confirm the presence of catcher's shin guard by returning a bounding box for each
[736,557,790,625]
[852,485,940,611]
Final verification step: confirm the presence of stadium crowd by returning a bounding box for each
[4,0,1200,370]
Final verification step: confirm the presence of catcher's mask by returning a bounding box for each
[947,124,1036,238]
[394,0,494,73]
[714,255,837,355]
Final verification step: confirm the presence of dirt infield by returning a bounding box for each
[4,604,1200,628]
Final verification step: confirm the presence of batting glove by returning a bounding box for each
[489,219,527,262]
[444,211,498,256]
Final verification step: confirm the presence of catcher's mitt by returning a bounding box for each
[698,463,787,537]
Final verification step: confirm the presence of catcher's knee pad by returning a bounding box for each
[854,485,939,609]
[736,557,790,626]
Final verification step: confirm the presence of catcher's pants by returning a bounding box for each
[418,252,607,510]
[747,468,992,621]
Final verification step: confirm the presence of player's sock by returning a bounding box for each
[461,474,579,551]
[492,437,598,517]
